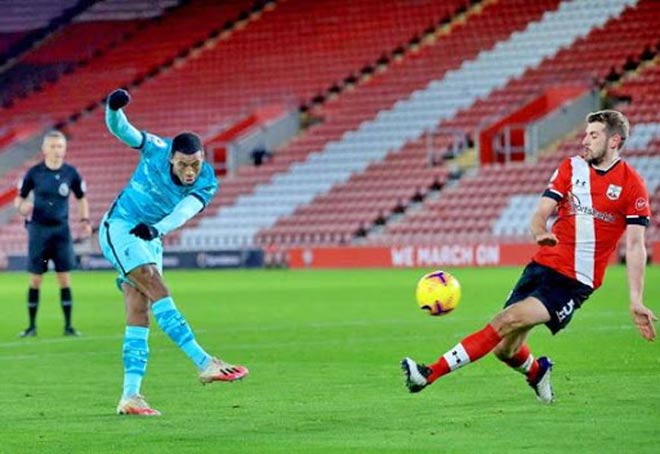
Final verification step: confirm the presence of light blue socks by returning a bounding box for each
[122,326,149,398]
[152,296,212,370]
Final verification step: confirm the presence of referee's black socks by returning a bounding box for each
[61,287,72,328]
[27,287,39,328]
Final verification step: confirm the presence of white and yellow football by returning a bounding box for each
[415,270,461,316]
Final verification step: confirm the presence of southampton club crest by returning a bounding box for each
[606,184,622,200]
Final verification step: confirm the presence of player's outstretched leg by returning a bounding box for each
[151,296,249,383]
[401,324,502,392]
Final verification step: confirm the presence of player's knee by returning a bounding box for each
[130,265,160,287]
[491,309,526,337]
[56,272,71,287]
[130,265,169,300]
[29,274,43,288]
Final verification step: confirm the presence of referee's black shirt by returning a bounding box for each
[19,162,85,226]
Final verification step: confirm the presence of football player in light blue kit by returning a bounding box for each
[100,89,248,416]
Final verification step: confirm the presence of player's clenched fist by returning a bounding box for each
[535,232,558,247]
[129,223,159,241]
[107,89,130,111]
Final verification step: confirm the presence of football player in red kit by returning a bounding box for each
[402,110,656,403]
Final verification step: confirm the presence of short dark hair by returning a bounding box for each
[586,110,629,150]
[172,132,203,155]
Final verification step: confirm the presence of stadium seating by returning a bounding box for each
[606,58,660,241]
[0,0,79,36]
[0,2,254,210]
[373,56,660,246]
[443,0,660,133]
[1,0,659,262]
[1,1,182,106]
[252,0,564,245]
[364,0,659,247]
[187,0,634,248]
[0,0,253,126]
[0,32,27,57]
[0,0,473,256]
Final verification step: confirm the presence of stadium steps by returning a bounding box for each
[0,0,182,108]
[0,0,479,256]
[441,0,660,133]
[0,0,259,203]
[374,52,660,246]
[183,0,634,249]
[190,0,483,237]
[0,1,264,259]
[188,0,564,246]
[87,0,474,241]
[0,0,257,128]
[0,0,92,69]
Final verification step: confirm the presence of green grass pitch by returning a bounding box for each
[0,266,658,453]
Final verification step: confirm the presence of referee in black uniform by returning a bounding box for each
[14,130,92,337]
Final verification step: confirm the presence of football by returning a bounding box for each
[415,270,461,316]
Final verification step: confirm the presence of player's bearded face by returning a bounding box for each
[171,151,204,185]
[582,122,609,165]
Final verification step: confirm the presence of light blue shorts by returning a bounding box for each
[99,214,163,287]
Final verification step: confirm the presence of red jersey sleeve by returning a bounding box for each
[542,158,571,201]
[624,168,651,226]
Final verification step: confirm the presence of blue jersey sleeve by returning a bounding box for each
[153,195,204,236]
[141,133,171,158]
[105,106,144,149]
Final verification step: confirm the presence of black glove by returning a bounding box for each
[107,89,130,111]
[129,223,159,241]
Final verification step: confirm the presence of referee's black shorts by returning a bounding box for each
[504,261,593,334]
[27,222,76,274]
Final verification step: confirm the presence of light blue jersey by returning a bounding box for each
[108,132,217,224]
[100,106,217,279]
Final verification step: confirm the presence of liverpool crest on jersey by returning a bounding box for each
[606,184,622,200]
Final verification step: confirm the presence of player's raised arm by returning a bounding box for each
[105,89,143,149]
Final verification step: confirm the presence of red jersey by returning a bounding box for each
[533,156,650,289]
